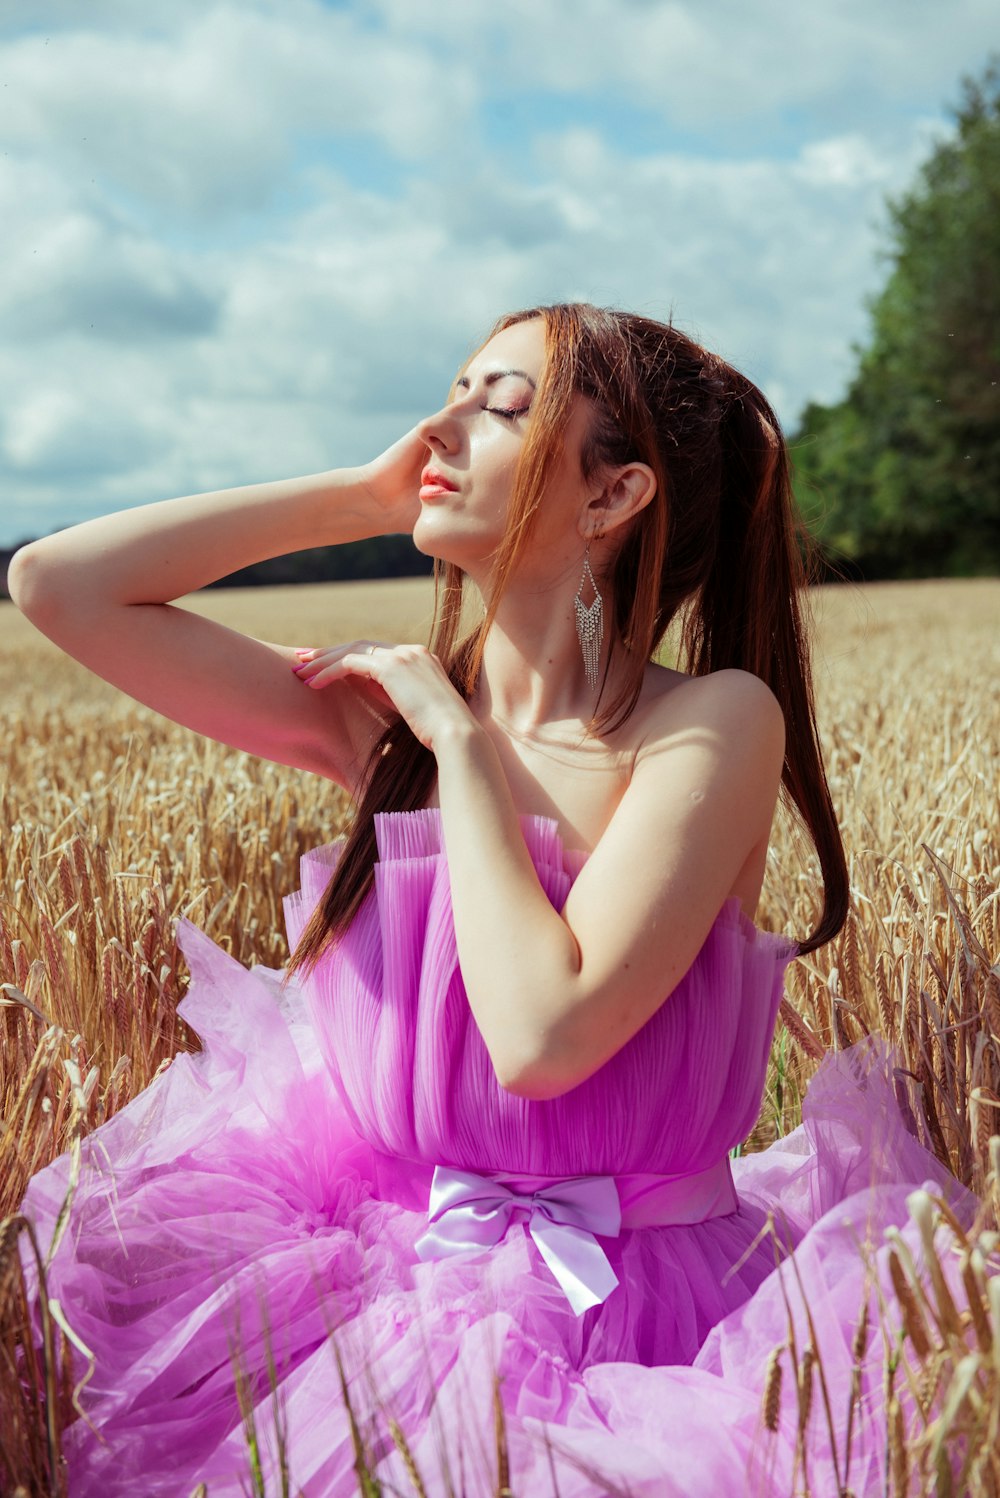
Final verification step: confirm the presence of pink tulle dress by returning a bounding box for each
[19,809,975,1495]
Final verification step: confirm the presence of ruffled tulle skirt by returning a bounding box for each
[18,917,982,1497]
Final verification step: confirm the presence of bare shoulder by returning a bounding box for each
[630,664,785,764]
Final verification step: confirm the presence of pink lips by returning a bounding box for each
[420,466,458,498]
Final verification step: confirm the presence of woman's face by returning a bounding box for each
[412,318,591,578]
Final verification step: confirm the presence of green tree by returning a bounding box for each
[793,60,1000,578]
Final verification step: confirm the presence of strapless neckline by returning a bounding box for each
[366,806,782,947]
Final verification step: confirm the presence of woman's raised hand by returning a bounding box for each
[292,641,478,753]
[357,426,428,534]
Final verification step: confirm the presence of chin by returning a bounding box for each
[411,514,489,571]
[410,520,439,558]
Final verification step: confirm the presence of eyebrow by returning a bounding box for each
[455,368,537,392]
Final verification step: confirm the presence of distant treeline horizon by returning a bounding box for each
[0,523,982,604]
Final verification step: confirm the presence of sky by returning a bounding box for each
[2,1,997,546]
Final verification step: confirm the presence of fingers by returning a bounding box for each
[291,640,401,690]
[292,641,442,691]
[290,640,469,753]
[294,641,382,666]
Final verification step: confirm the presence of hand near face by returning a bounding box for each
[292,641,477,753]
[357,426,426,535]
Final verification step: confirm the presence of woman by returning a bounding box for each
[10,305,967,1496]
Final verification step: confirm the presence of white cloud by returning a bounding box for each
[2,382,163,477]
[2,206,218,343]
[2,6,478,221]
[795,136,896,190]
[372,0,997,134]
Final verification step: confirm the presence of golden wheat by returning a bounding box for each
[1,574,998,1495]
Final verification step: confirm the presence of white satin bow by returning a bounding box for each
[413,1164,622,1316]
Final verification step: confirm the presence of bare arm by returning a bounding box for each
[8,431,426,791]
[431,669,786,1098]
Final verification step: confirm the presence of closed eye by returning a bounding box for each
[487,406,529,421]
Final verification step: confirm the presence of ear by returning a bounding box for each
[580,462,658,540]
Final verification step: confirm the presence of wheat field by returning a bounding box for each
[1,575,998,1495]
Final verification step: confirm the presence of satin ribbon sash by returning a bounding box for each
[413,1158,737,1317]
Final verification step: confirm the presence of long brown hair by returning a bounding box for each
[284,303,848,982]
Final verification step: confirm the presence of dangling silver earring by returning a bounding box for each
[574,543,604,691]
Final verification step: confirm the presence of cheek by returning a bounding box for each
[471,431,519,486]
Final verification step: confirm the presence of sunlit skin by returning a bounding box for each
[9,317,785,1100]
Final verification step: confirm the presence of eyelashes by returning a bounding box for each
[487,406,529,421]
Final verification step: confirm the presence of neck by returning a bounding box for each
[469,576,619,733]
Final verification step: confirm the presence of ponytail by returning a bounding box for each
[692,381,848,954]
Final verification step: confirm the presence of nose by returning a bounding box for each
[414,400,462,456]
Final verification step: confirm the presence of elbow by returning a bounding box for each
[492,1035,585,1103]
[7,544,61,621]
[490,986,626,1101]
[496,1062,572,1103]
